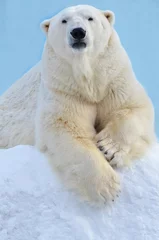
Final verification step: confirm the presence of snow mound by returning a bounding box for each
[0,145,159,240]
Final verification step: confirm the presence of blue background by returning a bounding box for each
[0,0,159,134]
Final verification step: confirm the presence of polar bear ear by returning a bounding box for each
[40,19,50,34]
[103,10,115,26]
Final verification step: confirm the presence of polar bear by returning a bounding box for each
[0,5,156,203]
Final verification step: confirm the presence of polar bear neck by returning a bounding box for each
[41,33,132,103]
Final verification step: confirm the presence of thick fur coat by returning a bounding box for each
[0,5,156,203]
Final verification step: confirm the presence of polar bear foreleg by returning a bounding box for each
[36,124,120,204]
[96,108,155,167]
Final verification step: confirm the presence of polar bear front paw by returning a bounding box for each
[96,133,128,168]
[97,169,121,203]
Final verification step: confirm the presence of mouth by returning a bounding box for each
[71,41,87,50]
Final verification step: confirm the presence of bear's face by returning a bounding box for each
[41,5,115,62]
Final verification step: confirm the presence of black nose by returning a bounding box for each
[70,28,86,40]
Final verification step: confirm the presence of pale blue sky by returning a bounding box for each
[0,0,159,134]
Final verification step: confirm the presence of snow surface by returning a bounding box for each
[0,145,159,240]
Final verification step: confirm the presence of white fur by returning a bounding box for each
[0,5,156,204]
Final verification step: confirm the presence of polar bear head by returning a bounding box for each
[41,5,115,62]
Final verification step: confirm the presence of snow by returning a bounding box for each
[0,145,159,240]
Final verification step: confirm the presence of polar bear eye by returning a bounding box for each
[88,17,93,21]
[62,19,67,24]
